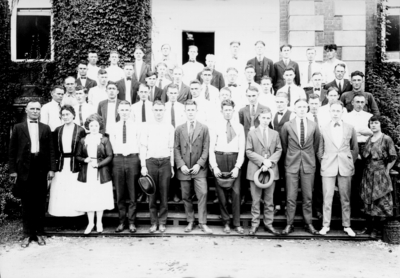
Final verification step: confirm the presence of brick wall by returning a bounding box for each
[280,0,289,47]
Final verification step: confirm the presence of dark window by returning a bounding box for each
[387,15,400,52]
[182,31,215,65]
[16,10,51,60]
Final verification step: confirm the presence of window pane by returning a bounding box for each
[387,15,400,52]
[16,15,50,60]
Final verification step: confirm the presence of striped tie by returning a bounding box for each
[123,121,126,144]
[300,119,305,147]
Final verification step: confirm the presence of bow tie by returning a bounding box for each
[30,120,38,123]
[314,88,320,91]
[277,112,283,116]
[127,77,132,81]
[189,60,195,63]
[81,77,86,80]
[233,56,238,60]
[228,84,237,87]
[334,122,341,127]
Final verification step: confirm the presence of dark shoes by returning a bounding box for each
[281,225,294,235]
[184,222,194,233]
[305,224,319,235]
[129,224,137,233]
[358,227,372,235]
[21,237,31,248]
[115,224,125,233]
[249,226,258,235]
[37,235,46,246]
[264,225,280,236]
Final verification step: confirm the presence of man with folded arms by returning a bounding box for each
[140,100,175,233]
[318,100,358,237]
[246,107,282,235]
[174,99,212,234]
[110,100,141,233]
[209,99,245,234]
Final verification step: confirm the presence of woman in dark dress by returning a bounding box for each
[359,115,397,238]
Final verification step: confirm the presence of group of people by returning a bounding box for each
[9,41,398,249]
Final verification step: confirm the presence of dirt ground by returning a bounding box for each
[0,236,399,278]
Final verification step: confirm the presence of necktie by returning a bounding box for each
[313,114,318,124]
[263,127,268,147]
[300,119,305,147]
[334,122,341,127]
[189,121,194,152]
[248,83,251,89]
[30,120,38,123]
[142,100,146,122]
[189,60,195,63]
[228,83,237,87]
[158,79,162,89]
[226,120,236,143]
[250,105,256,127]
[277,112,283,116]
[123,121,126,144]
[81,77,86,80]
[288,86,291,106]
[79,105,83,126]
[149,87,153,102]
[338,82,342,94]
[127,77,132,81]
[314,88,320,92]
[58,102,62,110]
[171,102,176,127]
[308,62,312,83]
[205,85,210,100]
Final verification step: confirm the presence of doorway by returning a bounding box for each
[182,31,215,65]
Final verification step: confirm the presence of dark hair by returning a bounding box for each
[334,63,346,70]
[294,98,308,106]
[280,44,292,51]
[201,67,212,74]
[230,41,241,46]
[258,107,272,117]
[75,85,87,94]
[255,40,265,46]
[106,81,118,89]
[284,67,296,74]
[78,60,87,66]
[221,99,235,109]
[84,113,104,131]
[184,99,197,108]
[352,93,366,102]
[245,64,255,71]
[60,105,76,119]
[51,85,64,93]
[324,44,337,51]
[190,80,201,86]
[368,115,390,132]
[327,86,339,95]
[226,67,238,74]
[329,100,344,108]
[98,69,108,75]
[146,71,158,78]
[246,86,259,94]
[152,100,165,106]
[351,71,364,79]
[308,93,320,101]
[167,83,179,92]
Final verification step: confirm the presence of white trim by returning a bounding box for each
[382,2,400,63]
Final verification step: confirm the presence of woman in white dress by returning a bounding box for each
[48,105,86,223]
[75,114,114,234]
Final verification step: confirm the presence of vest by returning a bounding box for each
[273,110,292,133]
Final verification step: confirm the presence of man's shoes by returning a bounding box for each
[249,226,258,235]
[281,225,294,235]
[357,227,371,235]
[343,227,356,237]
[234,226,244,234]
[159,224,166,233]
[37,236,46,246]
[184,222,194,233]
[305,224,319,235]
[115,224,125,233]
[223,224,231,234]
[129,224,137,233]
[319,226,330,235]
[199,224,213,234]
[21,237,31,248]
[264,225,280,236]
[149,224,158,233]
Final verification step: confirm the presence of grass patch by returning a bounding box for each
[0,219,23,244]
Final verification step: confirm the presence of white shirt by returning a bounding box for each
[105,101,117,134]
[163,101,186,128]
[27,118,40,153]
[106,65,125,82]
[88,86,108,111]
[300,61,322,88]
[277,84,307,109]
[62,124,74,153]
[124,79,132,104]
[182,61,204,85]
[209,120,245,169]
[258,93,277,117]
[61,93,78,107]
[192,97,210,125]
[40,100,62,132]
[135,60,144,81]
[140,121,175,165]
[318,104,348,129]
[228,84,247,111]
[200,84,219,105]
[131,100,155,124]
[342,110,372,143]
[330,120,344,148]
[306,112,320,128]
[73,103,96,129]
[87,64,100,81]
[335,79,344,90]
[109,120,141,155]
[322,59,348,83]
[156,77,172,90]
[295,117,308,145]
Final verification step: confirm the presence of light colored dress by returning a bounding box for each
[48,124,84,217]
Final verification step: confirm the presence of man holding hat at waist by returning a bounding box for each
[246,107,282,236]
[209,99,245,234]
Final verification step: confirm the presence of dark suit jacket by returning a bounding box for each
[239,103,268,138]
[196,69,226,90]
[280,118,320,174]
[116,78,140,103]
[273,60,301,92]
[9,121,56,182]
[304,87,329,106]
[247,57,275,84]
[324,79,352,96]
[132,62,151,83]
[174,121,210,181]
[76,77,97,92]
[97,99,121,132]
[163,83,192,104]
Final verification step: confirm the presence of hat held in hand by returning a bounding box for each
[138,175,156,195]
[216,172,236,189]
[254,168,274,189]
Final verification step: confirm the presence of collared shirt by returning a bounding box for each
[87,64,100,81]
[187,120,196,134]
[148,86,157,102]
[40,99,62,131]
[79,76,87,87]
[125,78,132,104]
[276,84,307,109]
[335,79,344,90]
[131,100,155,124]
[300,61,322,88]
[258,93,277,116]
[140,121,175,165]
[73,103,96,129]
[342,109,372,143]
[200,83,219,105]
[295,117,308,145]
[61,92,78,107]
[322,59,348,83]
[135,60,143,81]
[330,120,344,148]
[182,61,204,85]
[106,101,117,134]
[88,86,108,110]
[27,118,40,153]
[109,120,141,154]
[156,77,172,90]
[317,104,348,129]
[209,119,245,169]
[192,97,210,125]
[340,90,380,116]
[106,65,125,82]
[276,108,288,123]
[163,101,186,128]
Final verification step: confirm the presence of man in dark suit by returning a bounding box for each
[9,101,56,248]
[304,72,328,106]
[97,81,121,134]
[280,98,320,235]
[163,67,191,104]
[324,63,352,96]
[174,99,213,234]
[116,62,139,104]
[273,44,301,92]
[76,60,97,92]
[196,54,225,90]
[145,71,164,102]
[247,41,274,84]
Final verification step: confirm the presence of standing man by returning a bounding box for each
[182,45,204,85]
[145,71,164,103]
[340,71,380,116]
[106,50,125,82]
[222,41,245,80]
[110,101,141,233]
[324,64,352,96]
[163,67,191,104]
[116,62,139,104]
[276,68,306,108]
[87,51,100,81]
[174,99,213,234]
[318,100,358,237]
[225,67,245,110]
[304,72,328,106]
[246,41,275,84]
[9,101,56,248]
[318,87,348,128]
[322,44,348,84]
[189,80,210,125]
[209,100,245,234]
[62,76,79,107]
[164,84,186,128]
[280,98,320,235]
[88,69,109,110]
[199,67,219,104]
[246,107,282,235]
[300,48,322,88]
[131,83,154,124]
[40,85,64,132]
[140,100,175,233]
[97,81,121,134]
[274,44,301,92]
[258,76,277,116]
[196,54,225,90]
[73,86,95,129]
[76,60,97,92]
[156,44,177,81]
[155,62,172,90]
[242,65,262,93]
